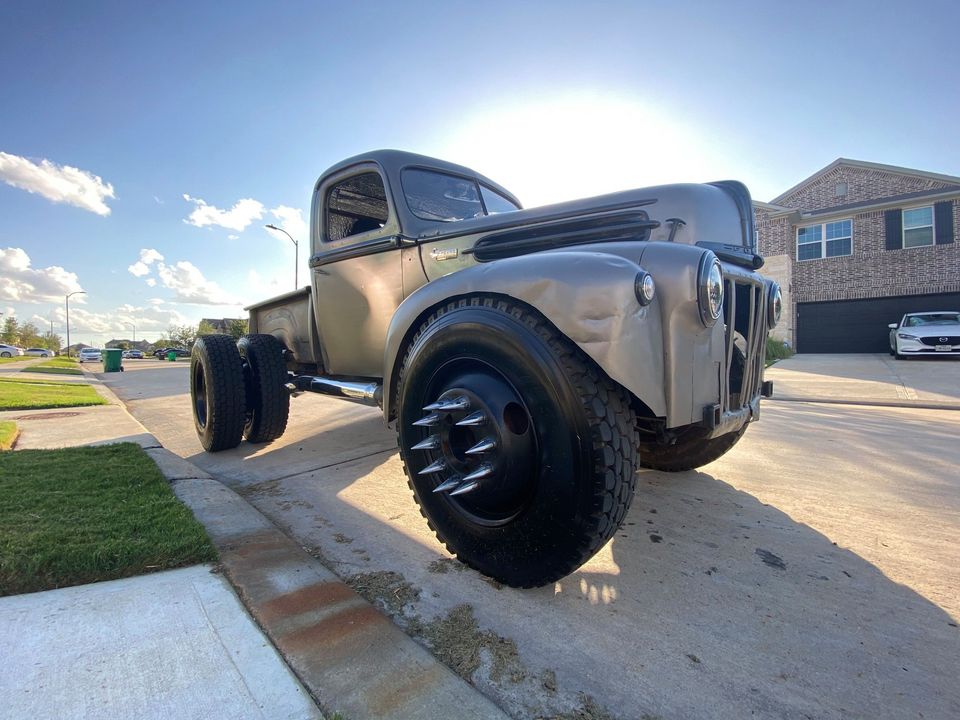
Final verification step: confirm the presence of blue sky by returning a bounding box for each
[2,0,958,344]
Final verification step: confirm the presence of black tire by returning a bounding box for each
[238,334,290,444]
[640,346,748,472]
[639,423,749,472]
[191,334,246,452]
[1,352,10,358]
[396,296,639,588]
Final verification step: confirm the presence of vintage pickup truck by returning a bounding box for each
[189,150,781,587]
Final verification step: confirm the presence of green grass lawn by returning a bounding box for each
[0,443,217,596]
[0,356,30,364]
[23,356,83,375]
[0,421,17,451]
[0,376,107,410]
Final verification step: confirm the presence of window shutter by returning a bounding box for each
[934,201,954,244]
[884,209,902,250]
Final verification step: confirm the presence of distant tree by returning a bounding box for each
[1,317,19,345]
[168,324,198,348]
[227,318,248,340]
[197,320,217,336]
[17,322,42,348]
[42,332,63,353]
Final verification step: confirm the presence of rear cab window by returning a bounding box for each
[324,172,389,242]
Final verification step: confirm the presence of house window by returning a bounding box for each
[902,206,934,248]
[796,219,852,261]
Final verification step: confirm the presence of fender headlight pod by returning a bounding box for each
[697,252,724,326]
[767,282,782,328]
[634,271,655,306]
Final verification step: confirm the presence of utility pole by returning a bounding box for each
[265,224,299,290]
[65,290,86,357]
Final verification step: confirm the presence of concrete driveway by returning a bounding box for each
[95,356,960,720]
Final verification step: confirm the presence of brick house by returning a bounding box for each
[754,159,960,352]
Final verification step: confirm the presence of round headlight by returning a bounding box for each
[767,282,782,328]
[698,253,724,326]
[634,271,655,306]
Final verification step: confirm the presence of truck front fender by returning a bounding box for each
[382,250,665,422]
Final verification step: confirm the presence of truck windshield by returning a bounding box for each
[402,168,519,222]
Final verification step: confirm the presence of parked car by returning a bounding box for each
[153,346,190,358]
[888,312,960,358]
[0,343,25,357]
[188,149,780,588]
[78,347,102,363]
[24,348,55,357]
[127,349,144,359]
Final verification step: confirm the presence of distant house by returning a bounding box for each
[754,159,959,352]
[105,338,151,350]
[200,318,244,334]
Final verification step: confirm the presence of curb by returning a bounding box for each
[91,372,508,720]
[769,395,960,411]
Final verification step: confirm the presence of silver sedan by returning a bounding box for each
[888,312,960,358]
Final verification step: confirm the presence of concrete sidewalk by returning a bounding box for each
[0,566,323,720]
[765,353,960,409]
[2,366,507,720]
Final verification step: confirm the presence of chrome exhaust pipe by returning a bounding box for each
[290,375,382,407]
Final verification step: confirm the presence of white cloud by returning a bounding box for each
[45,302,190,336]
[227,234,239,240]
[128,262,150,277]
[146,278,157,287]
[127,248,164,277]
[0,151,115,216]
[156,260,240,305]
[182,193,264,232]
[0,247,84,303]
[267,205,308,244]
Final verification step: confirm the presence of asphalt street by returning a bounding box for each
[98,356,960,720]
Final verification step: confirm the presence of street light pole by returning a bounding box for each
[125,321,136,344]
[65,290,86,358]
[265,224,298,290]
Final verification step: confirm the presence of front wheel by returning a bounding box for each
[396,296,639,588]
[190,334,246,451]
[639,422,749,472]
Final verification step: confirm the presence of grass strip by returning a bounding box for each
[0,443,217,596]
[24,365,83,375]
[0,376,107,410]
[0,357,31,364]
[0,421,17,451]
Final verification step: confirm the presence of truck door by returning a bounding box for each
[311,166,403,377]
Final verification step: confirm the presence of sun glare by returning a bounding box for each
[438,94,729,208]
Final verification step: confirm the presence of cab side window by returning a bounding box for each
[325,172,389,242]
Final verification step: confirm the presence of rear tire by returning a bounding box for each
[396,296,639,588]
[191,335,246,452]
[238,334,290,444]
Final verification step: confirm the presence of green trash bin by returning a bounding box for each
[167,350,177,362]
[102,348,123,373]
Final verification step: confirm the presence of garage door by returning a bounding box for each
[796,292,960,353]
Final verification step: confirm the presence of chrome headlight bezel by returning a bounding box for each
[634,271,655,306]
[767,282,782,329]
[697,252,724,327]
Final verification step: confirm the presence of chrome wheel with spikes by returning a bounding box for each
[407,375,537,526]
[396,296,639,589]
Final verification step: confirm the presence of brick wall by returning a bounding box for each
[776,166,953,211]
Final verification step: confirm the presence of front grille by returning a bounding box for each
[720,275,767,413]
[919,336,960,346]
